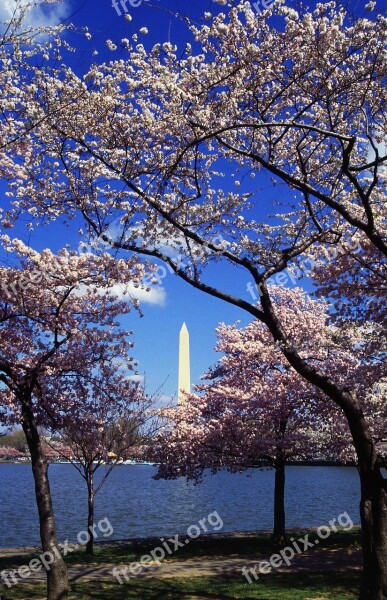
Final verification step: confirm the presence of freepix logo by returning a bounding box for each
[241,511,354,584]
[214,0,279,16]
[112,510,224,584]
[251,0,278,14]
[1,518,113,589]
[112,0,150,17]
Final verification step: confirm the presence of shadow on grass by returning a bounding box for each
[0,528,362,570]
[0,572,361,600]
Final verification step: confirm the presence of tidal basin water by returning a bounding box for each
[0,464,362,548]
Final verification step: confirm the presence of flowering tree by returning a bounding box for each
[361,380,387,470]
[151,286,379,541]
[50,391,157,555]
[0,237,145,600]
[0,0,73,191]
[1,2,386,597]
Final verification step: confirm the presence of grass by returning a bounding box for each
[0,572,360,600]
[0,527,361,569]
[0,529,361,599]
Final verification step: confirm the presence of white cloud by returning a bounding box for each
[0,0,71,30]
[367,133,387,169]
[126,374,144,383]
[65,280,166,308]
[111,282,166,307]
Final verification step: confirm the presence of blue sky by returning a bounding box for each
[0,0,261,400]
[0,191,256,400]
[0,0,378,400]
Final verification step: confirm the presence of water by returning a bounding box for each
[0,463,362,548]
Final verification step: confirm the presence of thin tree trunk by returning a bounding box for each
[85,468,95,555]
[21,396,68,600]
[272,456,286,543]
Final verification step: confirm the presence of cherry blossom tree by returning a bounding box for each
[0,0,74,196]
[304,226,385,325]
[1,2,386,597]
[50,392,157,555]
[151,286,380,542]
[0,237,145,600]
[352,379,387,470]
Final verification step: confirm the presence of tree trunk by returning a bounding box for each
[330,390,387,600]
[352,420,387,600]
[85,468,95,555]
[358,469,387,600]
[257,284,387,599]
[272,456,286,543]
[21,396,68,600]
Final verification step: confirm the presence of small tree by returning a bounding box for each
[50,393,156,555]
[0,237,143,600]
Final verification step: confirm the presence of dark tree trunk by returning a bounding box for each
[85,468,95,555]
[349,411,387,600]
[257,284,387,599]
[358,469,387,600]
[21,396,68,600]
[272,456,286,543]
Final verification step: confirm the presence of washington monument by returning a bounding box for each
[178,322,190,404]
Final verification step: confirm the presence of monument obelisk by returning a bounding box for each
[178,322,190,405]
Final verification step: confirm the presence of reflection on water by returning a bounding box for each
[0,464,362,548]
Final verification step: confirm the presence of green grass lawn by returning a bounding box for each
[88,527,360,565]
[0,530,361,599]
[0,527,361,569]
[0,572,360,600]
